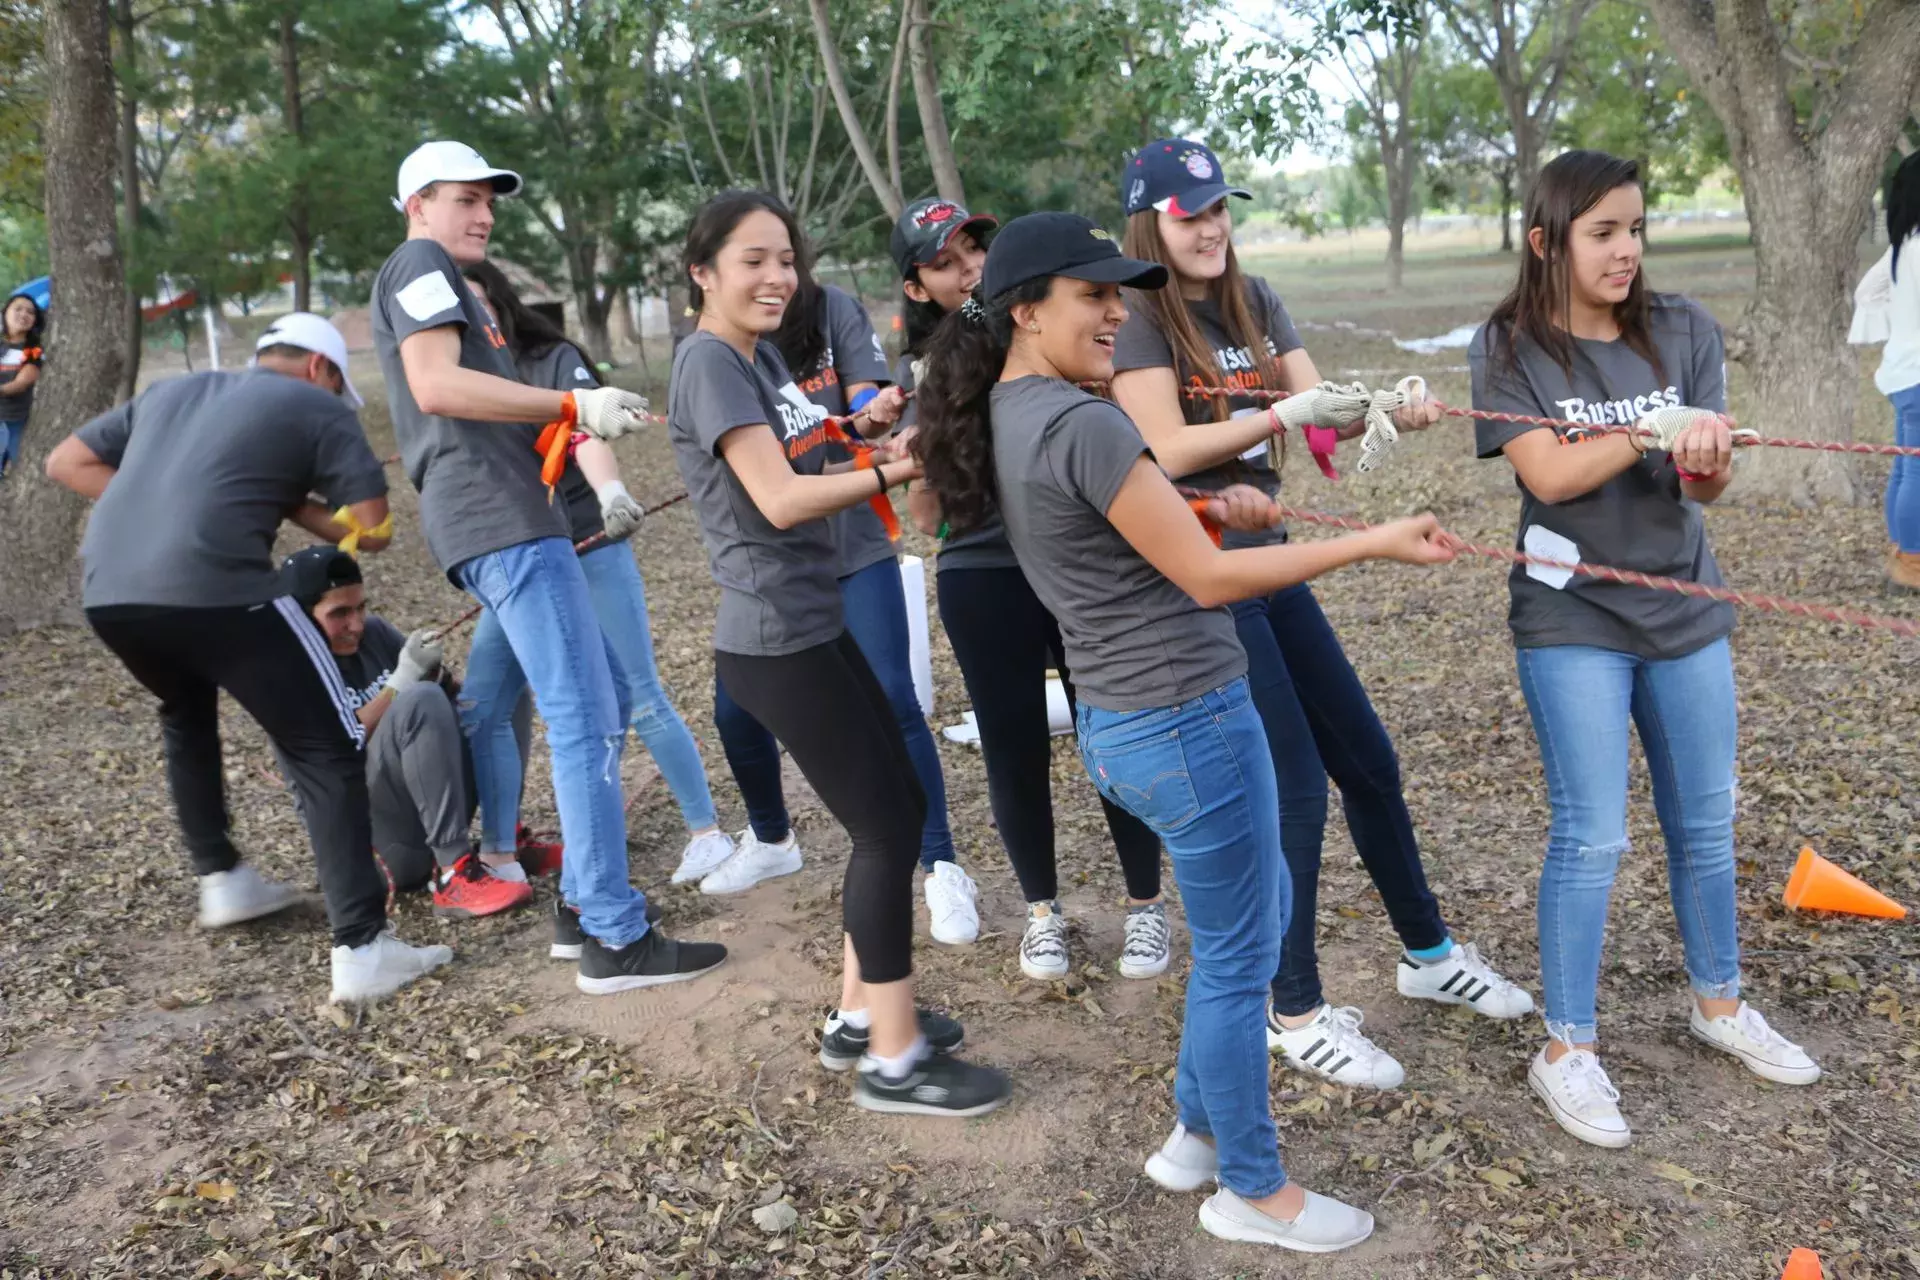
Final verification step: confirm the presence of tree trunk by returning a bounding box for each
[1510,114,1540,206]
[807,0,902,217]
[907,0,965,203]
[575,289,613,368]
[609,286,640,363]
[2,0,130,634]
[279,8,311,313]
[112,0,141,401]
[1498,164,1514,252]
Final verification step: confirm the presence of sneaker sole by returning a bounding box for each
[852,1089,1009,1118]
[1197,1198,1374,1252]
[1527,1067,1632,1148]
[1687,1025,1822,1085]
[699,856,803,896]
[1118,954,1171,980]
[575,955,726,996]
[1396,980,1534,1020]
[1020,956,1070,981]
[330,959,453,1005]
[549,943,583,961]
[1144,1152,1217,1192]
[433,897,533,919]
[198,895,301,929]
[929,924,980,946]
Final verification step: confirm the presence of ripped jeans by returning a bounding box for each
[1516,638,1741,1045]
[458,536,650,948]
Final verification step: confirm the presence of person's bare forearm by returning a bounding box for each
[1185,535,1376,608]
[415,363,568,423]
[758,462,909,529]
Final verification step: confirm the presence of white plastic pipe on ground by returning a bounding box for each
[900,555,934,719]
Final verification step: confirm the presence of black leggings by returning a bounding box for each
[715,632,927,985]
[937,565,1162,903]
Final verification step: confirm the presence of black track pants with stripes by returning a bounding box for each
[88,599,387,948]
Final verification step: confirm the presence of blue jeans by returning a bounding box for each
[1515,639,1742,1045]
[457,537,649,948]
[1885,385,1920,552]
[714,557,954,866]
[0,420,21,474]
[579,543,719,832]
[1079,679,1289,1200]
[1233,584,1447,1015]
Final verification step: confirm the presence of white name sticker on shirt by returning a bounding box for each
[573,365,593,382]
[1522,524,1580,590]
[395,270,461,323]
[1232,406,1270,462]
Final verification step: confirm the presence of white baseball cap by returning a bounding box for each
[255,312,364,408]
[393,140,523,212]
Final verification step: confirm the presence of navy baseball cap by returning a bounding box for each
[980,212,1168,300]
[891,197,998,278]
[280,545,362,613]
[1121,138,1252,219]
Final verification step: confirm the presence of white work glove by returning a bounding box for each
[1271,381,1373,434]
[1353,376,1431,475]
[570,387,651,442]
[388,629,443,694]
[597,479,646,542]
[1634,405,1755,452]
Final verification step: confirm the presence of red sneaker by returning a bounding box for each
[516,824,564,877]
[432,854,535,918]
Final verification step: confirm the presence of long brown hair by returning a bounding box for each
[1486,149,1662,383]
[1120,210,1282,419]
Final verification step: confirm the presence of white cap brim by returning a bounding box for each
[391,166,524,211]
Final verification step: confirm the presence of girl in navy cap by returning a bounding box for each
[916,209,1459,1253]
[1110,138,1534,1093]
[892,196,1172,982]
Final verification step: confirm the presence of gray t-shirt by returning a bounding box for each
[77,369,386,609]
[668,330,843,656]
[896,351,1019,571]
[990,375,1246,711]
[1111,274,1303,549]
[1469,293,1735,660]
[335,615,406,710]
[789,286,897,578]
[371,239,568,578]
[513,341,605,545]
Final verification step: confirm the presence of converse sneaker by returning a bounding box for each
[549,897,661,960]
[924,861,980,945]
[1019,902,1071,980]
[818,1008,965,1071]
[329,928,454,1003]
[1396,942,1535,1019]
[1268,1004,1406,1089]
[1528,1044,1630,1148]
[575,928,727,995]
[432,854,535,918]
[699,829,802,895]
[1118,902,1172,979]
[1198,1186,1375,1253]
[1144,1123,1218,1192]
[1688,1001,1821,1085]
[853,1052,1011,1118]
[197,863,300,929]
[671,829,737,885]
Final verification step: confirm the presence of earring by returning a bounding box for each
[1028,323,1040,333]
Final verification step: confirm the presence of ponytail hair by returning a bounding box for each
[914,278,1052,534]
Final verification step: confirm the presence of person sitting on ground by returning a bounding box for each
[45,311,452,1003]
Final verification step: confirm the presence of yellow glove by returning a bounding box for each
[332,506,394,557]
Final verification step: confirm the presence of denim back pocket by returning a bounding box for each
[1079,708,1200,835]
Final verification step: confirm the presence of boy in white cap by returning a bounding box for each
[45,313,453,1003]
[370,142,726,993]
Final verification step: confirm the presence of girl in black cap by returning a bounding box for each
[668,188,1009,1119]
[1109,138,1534,1093]
[915,208,1456,1253]
[891,196,1171,983]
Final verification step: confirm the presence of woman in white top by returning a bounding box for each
[1876,152,1920,588]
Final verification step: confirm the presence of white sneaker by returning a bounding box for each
[1018,902,1070,980]
[1689,1001,1821,1085]
[197,864,301,929]
[1396,942,1535,1019]
[924,861,980,945]
[698,829,802,895]
[329,928,454,1004]
[1118,902,1172,979]
[1198,1186,1375,1253]
[1268,1004,1406,1089]
[1528,1044,1630,1148]
[1144,1123,1218,1191]
[671,829,737,885]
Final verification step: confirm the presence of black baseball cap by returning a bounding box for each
[890,197,998,278]
[1121,137,1251,219]
[979,212,1168,300]
[280,545,362,613]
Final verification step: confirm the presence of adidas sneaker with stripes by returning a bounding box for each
[1394,942,1534,1019]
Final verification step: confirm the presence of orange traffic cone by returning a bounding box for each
[1783,847,1908,920]
[1780,1246,1822,1280]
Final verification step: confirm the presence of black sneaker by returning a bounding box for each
[853,1052,1010,1118]
[550,899,661,961]
[819,1008,965,1071]
[574,928,725,995]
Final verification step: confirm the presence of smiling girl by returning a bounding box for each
[0,291,44,479]
[668,190,1008,1117]
[1469,149,1819,1149]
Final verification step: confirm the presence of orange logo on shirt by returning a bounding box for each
[796,366,840,397]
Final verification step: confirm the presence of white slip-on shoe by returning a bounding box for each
[699,830,803,895]
[1527,1044,1631,1148]
[1018,902,1070,980]
[924,861,980,945]
[1396,941,1535,1019]
[1144,1123,1218,1192]
[197,864,301,929]
[329,929,454,1004]
[1689,1001,1821,1085]
[670,829,737,885]
[1268,1004,1407,1089]
[1198,1186,1375,1253]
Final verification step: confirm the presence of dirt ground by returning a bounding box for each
[2,236,1916,1280]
